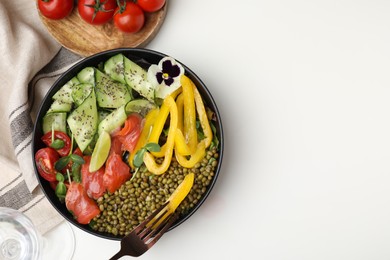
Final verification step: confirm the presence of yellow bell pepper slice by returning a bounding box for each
[175,141,206,168]
[129,108,159,168]
[148,103,169,144]
[193,85,213,148]
[176,93,184,132]
[174,129,191,156]
[143,95,178,175]
[148,89,182,158]
[151,172,194,228]
[181,75,198,154]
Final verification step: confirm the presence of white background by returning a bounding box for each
[48,0,390,259]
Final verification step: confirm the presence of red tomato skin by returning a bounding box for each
[35,147,59,182]
[137,0,165,12]
[41,131,71,157]
[65,182,100,224]
[113,3,145,33]
[78,0,117,25]
[81,156,106,199]
[73,147,83,157]
[103,153,131,193]
[37,0,74,20]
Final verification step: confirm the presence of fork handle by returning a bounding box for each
[109,250,125,260]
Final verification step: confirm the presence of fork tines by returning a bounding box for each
[133,201,179,246]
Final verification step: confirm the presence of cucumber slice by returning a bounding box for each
[46,99,72,113]
[123,56,155,102]
[98,105,127,135]
[77,67,95,85]
[71,83,93,107]
[125,99,156,117]
[98,109,111,123]
[52,77,79,103]
[95,69,132,109]
[42,112,67,134]
[104,54,126,84]
[67,88,99,152]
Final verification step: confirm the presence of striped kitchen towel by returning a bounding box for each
[0,48,82,234]
[0,0,82,234]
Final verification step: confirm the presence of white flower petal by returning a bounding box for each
[147,64,160,88]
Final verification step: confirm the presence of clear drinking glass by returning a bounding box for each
[0,207,75,260]
[0,207,40,260]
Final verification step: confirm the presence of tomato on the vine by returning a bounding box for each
[78,0,117,25]
[37,0,74,20]
[114,2,145,33]
[35,147,59,182]
[136,0,165,13]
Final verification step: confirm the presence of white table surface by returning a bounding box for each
[46,1,390,259]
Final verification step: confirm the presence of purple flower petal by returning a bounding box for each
[170,65,181,77]
[156,72,164,84]
[164,77,174,86]
[162,60,173,73]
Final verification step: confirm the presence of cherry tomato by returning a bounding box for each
[113,2,145,33]
[37,0,74,20]
[78,0,117,25]
[112,113,142,152]
[103,153,131,193]
[59,147,84,175]
[41,131,71,157]
[73,147,83,157]
[65,182,100,224]
[81,156,106,199]
[35,147,59,182]
[136,0,165,12]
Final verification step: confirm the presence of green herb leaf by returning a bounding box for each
[133,148,146,168]
[72,163,81,183]
[56,173,65,182]
[55,182,67,202]
[51,139,65,149]
[210,122,219,148]
[70,154,85,165]
[55,156,71,171]
[144,142,161,152]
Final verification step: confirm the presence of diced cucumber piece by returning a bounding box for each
[98,105,127,135]
[104,54,126,84]
[123,56,155,102]
[125,99,156,117]
[77,67,95,85]
[52,77,79,103]
[42,112,67,134]
[95,69,132,109]
[67,88,98,152]
[71,83,93,107]
[46,99,72,113]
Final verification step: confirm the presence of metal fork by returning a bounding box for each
[109,201,179,259]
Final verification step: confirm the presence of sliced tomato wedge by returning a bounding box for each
[65,182,100,224]
[81,156,106,200]
[103,153,131,193]
[41,131,71,157]
[35,147,59,182]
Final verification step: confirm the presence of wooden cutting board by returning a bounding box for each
[38,2,168,57]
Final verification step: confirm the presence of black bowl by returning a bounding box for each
[32,48,224,240]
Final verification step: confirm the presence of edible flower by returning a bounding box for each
[148,57,184,99]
